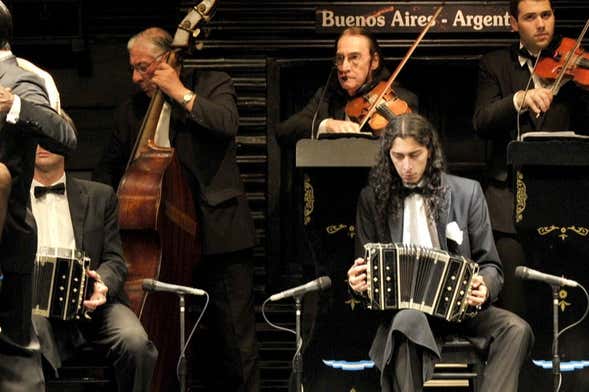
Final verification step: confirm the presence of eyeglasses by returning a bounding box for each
[129,52,167,75]
[334,53,364,68]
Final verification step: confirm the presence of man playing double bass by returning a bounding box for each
[93,27,259,392]
[473,0,589,315]
[275,27,418,144]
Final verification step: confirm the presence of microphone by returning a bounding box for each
[269,276,332,301]
[142,279,206,296]
[515,266,578,288]
[310,67,336,139]
[516,48,542,140]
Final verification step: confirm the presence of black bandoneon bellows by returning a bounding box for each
[33,247,90,321]
[364,243,479,322]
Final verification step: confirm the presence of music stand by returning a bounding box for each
[508,138,589,391]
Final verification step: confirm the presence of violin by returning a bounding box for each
[535,37,589,89]
[535,19,589,91]
[344,5,444,134]
[346,81,411,131]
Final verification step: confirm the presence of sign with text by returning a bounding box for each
[316,4,512,33]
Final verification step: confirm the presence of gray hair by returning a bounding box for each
[127,27,172,54]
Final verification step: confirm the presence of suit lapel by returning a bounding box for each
[387,209,403,243]
[509,45,542,130]
[66,176,88,250]
[435,184,451,252]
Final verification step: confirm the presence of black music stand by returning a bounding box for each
[294,138,381,391]
[508,138,589,392]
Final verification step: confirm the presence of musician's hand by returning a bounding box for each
[151,62,188,103]
[83,270,108,312]
[515,87,554,115]
[325,119,361,134]
[347,257,368,293]
[467,274,488,307]
[0,85,14,114]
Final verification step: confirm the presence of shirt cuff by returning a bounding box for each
[512,91,528,113]
[317,118,329,135]
[6,95,21,124]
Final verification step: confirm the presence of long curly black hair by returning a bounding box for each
[368,113,447,230]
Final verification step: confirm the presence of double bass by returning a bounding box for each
[117,1,216,391]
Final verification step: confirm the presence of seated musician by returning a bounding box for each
[31,141,158,391]
[275,27,418,144]
[347,113,533,392]
[473,0,589,315]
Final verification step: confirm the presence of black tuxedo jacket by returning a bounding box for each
[0,53,76,349]
[66,176,128,304]
[93,70,255,255]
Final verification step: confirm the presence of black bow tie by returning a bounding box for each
[400,186,424,198]
[518,47,538,63]
[34,183,65,198]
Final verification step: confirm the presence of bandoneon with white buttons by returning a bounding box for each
[363,243,479,322]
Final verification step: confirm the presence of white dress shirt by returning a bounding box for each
[30,174,75,250]
[402,193,440,248]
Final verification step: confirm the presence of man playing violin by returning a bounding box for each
[473,0,589,315]
[276,27,418,143]
[93,27,259,392]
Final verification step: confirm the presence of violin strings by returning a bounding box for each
[551,18,589,95]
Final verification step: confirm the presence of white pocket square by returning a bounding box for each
[446,221,463,246]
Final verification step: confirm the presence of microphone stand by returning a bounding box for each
[178,294,187,392]
[294,295,303,392]
[551,285,560,392]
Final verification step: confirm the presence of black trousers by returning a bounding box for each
[35,302,158,392]
[0,271,44,392]
[193,248,259,392]
[379,306,534,392]
[0,345,44,392]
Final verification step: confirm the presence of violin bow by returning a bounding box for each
[550,17,589,95]
[357,4,445,131]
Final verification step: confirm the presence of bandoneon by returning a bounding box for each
[33,247,90,321]
[364,243,479,322]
